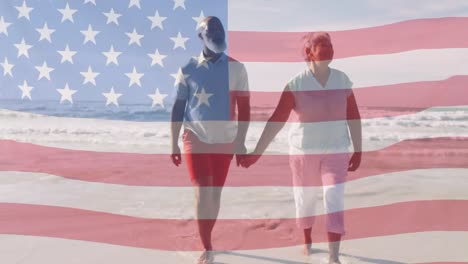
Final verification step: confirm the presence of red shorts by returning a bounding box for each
[182,130,234,187]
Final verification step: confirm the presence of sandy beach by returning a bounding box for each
[0,108,468,263]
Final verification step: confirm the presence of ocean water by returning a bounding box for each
[1,99,468,154]
[2,99,468,122]
[0,99,171,122]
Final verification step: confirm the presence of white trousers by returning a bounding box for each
[290,153,349,234]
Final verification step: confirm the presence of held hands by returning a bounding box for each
[170,142,263,168]
[234,143,247,167]
[348,151,361,171]
[239,153,261,168]
[233,142,261,168]
[171,144,182,167]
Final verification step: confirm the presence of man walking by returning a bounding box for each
[170,16,250,264]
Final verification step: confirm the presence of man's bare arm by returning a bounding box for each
[235,95,250,150]
[170,99,187,166]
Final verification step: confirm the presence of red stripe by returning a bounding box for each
[247,76,468,121]
[229,17,468,62]
[0,200,466,250]
[0,137,467,186]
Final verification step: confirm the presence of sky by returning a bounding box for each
[229,0,468,104]
[0,0,467,107]
[229,0,468,31]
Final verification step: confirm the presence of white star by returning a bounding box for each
[81,24,99,45]
[1,58,14,77]
[14,38,33,58]
[195,88,213,107]
[125,67,144,87]
[128,0,141,9]
[35,61,54,80]
[80,66,100,86]
[170,32,189,50]
[148,88,168,108]
[58,3,77,23]
[173,0,186,10]
[103,8,121,25]
[57,45,77,64]
[84,0,96,5]
[193,52,209,69]
[126,28,144,46]
[192,10,206,29]
[15,1,34,20]
[18,80,33,100]
[148,49,167,67]
[36,23,55,42]
[147,10,167,30]
[102,87,122,106]
[57,83,77,104]
[0,16,12,36]
[171,68,189,87]
[102,45,122,66]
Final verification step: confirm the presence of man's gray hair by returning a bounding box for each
[197,16,222,32]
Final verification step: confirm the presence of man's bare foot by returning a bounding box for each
[328,259,341,264]
[196,250,214,264]
[302,244,312,256]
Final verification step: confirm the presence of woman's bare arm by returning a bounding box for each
[253,86,295,155]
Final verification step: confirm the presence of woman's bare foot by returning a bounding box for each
[302,228,313,256]
[328,258,341,264]
[302,243,312,256]
[196,250,214,264]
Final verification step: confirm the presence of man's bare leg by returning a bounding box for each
[206,186,222,231]
[328,232,342,264]
[195,186,214,251]
[303,228,312,255]
[194,185,224,263]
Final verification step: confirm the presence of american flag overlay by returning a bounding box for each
[1,0,468,263]
[0,0,228,109]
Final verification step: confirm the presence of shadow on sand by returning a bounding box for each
[212,250,406,264]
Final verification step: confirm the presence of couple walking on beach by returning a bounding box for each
[170,16,362,264]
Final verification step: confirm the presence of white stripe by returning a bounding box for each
[1,232,467,263]
[1,107,467,154]
[1,169,466,219]
[229,0,468,31]
[244,48,468,92]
